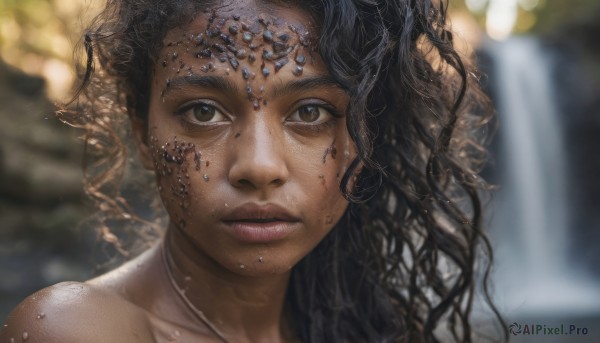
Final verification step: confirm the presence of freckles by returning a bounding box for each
[159,12,316,110]
[149,135,206,222]
[321,138,338,164]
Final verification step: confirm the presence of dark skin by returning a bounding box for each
[0,3,357,342]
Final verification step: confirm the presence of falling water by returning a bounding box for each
[486,36,600,316]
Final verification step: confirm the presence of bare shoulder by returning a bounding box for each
[0,281,155,343]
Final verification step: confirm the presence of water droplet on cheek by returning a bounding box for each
[22,332,29,341]
[36,313,45,319]
[258,256,264,263]
[239,264,246,269]
[203,174,210,182]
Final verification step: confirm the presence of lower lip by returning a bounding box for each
[222,221,298,243]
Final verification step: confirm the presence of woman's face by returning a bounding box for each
[137,2,354,276]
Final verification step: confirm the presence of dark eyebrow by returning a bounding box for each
[163,74,342,98]
[164,74,240,96]
[271,75,343,98]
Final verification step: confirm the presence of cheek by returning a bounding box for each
[301,132,355,227]
[147,134,210,226]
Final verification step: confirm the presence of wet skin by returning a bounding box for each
[0,3,355,343]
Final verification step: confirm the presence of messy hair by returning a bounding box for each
[62,0,506,341]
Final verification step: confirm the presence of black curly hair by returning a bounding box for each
[61,0,507,341]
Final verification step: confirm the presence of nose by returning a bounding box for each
[228,116,289,191]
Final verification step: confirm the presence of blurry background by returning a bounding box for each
[1,0,599,341]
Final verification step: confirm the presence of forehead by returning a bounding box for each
[158,3,315,73]
[153,3,329,110]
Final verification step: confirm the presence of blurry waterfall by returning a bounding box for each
[485,36,600,316]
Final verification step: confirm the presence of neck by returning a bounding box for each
[163,222,294,342]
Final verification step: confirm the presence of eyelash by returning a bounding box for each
[175,100,229,125]
[174,100,342,127]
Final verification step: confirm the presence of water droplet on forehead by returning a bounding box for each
[262,67,270,77]
[233,14,241,21]
[295,54,306,65]
[220,33,233,45]
[262,50,273,60]
[274,57,289,72]
[172,52,178,60]
[242,68,250,80]
[229,58,239,70]
[263,30,273,42]
[293,65,303,76]
[272,41,287,53]
[213,43,226,53]
[242,31,253,43]
[228,25,238,35]
[236,48,247,59]
[278,33,289,42]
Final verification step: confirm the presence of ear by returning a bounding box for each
[130,117,155,170]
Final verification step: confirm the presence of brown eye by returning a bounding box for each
[181,102,227,124]
[193,104,216,122]
[287,104,333,124]
[298,105,320,122]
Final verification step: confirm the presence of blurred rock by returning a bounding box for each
[0,59,92,321]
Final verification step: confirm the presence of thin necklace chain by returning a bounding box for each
[161,242,230,342]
